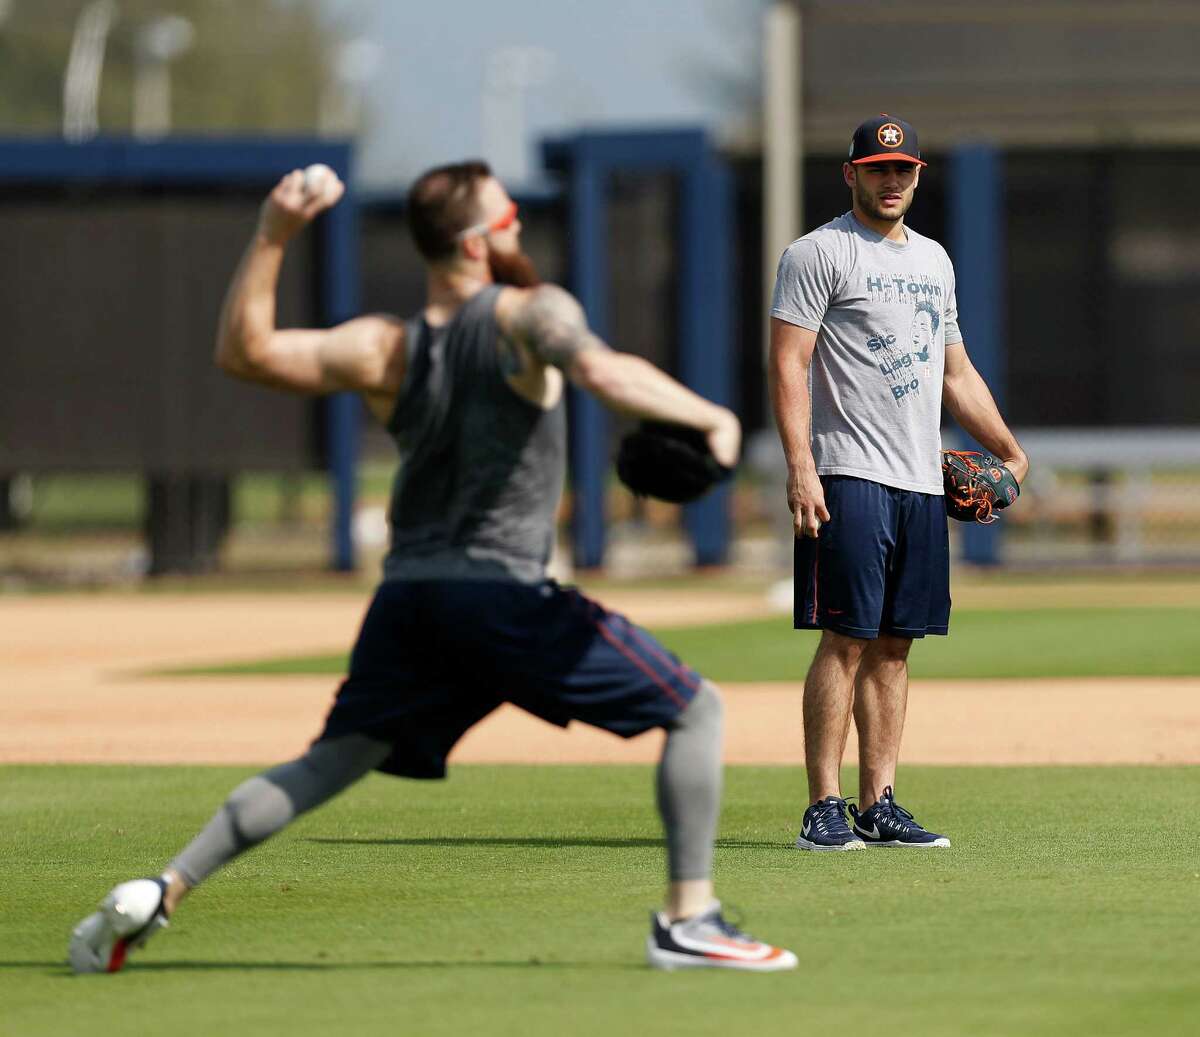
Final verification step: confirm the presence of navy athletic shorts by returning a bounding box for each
[794,475,951,640]
[316,579,702,779]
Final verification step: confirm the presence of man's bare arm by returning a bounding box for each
[499,284,740,466]
[214,170,405,419]
[942,342,1029,483]
[503,284,609,370]
[768,318,829,538]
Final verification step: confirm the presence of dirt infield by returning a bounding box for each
[4,589,1197,767]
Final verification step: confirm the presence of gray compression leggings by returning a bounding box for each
[657,680,723,881]
[169,733,390,887]
[169,681,724,887]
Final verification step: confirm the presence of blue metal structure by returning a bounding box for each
[0,137,361,571]
[948,145,1006,566]
[542,128,736,568]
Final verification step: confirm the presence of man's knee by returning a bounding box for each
[672,679,724,732]
[223,774,293,845]
[817,629,868,667]
[866,634,912,665]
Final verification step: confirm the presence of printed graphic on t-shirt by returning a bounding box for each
[862,276,944,407]
[865,271,945,305]
[867,330,924,405]
[909,299,940,362]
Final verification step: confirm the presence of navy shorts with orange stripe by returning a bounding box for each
[794,475,951,640]
[316,579,701,779]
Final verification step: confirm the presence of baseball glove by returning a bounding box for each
[616,421,734,504]
[941,450,1020,523]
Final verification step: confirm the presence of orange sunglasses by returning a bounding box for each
[456,201,518,241]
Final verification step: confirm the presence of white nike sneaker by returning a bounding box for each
[69,878,169,974]
[647,901,798,972]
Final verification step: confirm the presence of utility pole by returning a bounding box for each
[482,46,556,187]
[319,37,382,136]
[762,0,803,356]
[63,0,119,142]
[132,14,195,138]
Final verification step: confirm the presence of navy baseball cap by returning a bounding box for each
[848,114,926,167]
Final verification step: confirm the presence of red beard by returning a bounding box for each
[488,247,540,287]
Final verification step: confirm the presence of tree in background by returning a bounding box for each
[0,0,344,134]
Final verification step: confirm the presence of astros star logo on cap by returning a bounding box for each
[878,123,903,147]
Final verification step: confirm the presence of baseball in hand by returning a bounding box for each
[302,163,336,199]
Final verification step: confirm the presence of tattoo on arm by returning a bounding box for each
[513,285,609,369]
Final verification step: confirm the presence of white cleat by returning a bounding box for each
[69,878,169,974]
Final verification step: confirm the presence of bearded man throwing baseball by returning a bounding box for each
[68,161,796,973]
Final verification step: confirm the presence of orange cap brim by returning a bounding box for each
[851,153,927,167]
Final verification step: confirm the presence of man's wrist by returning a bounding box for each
[696,405,734,436]
[254,227,291,249]
[1004,451,1030,482]
[709,405,736,429]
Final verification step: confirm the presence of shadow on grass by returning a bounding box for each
[2,959,642,976]
[305,836,789,850]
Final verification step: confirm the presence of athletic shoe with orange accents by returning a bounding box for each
[646,901,798,972]
[69,878,169,974]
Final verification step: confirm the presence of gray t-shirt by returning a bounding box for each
[770,211,962,494]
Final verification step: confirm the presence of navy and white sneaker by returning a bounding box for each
[849,786,950,848]
[647,901,798,972]
[794,795,866,852]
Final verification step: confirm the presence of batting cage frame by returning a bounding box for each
[0,137,361,572]
[948,144,1007,567]
[543,128,737,569]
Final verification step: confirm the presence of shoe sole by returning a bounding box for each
[794,835,866,852]
[69,902,130,974]
[647,940,799,972]
[859,837,951,848]
[69,880,167,975]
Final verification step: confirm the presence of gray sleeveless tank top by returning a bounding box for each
[381,285,566,584]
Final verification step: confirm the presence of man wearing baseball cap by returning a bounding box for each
[769,115,1028,851]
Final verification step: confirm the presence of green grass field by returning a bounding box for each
[10,466,401,534]
[165,606,1200,680]
[2,764,1197,1036]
